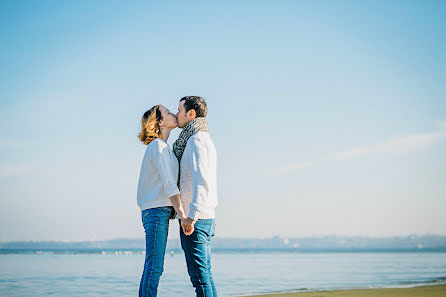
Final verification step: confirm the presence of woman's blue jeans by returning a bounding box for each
[180,219,218,297]
[139,206,174,297]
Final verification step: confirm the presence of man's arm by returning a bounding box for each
[181,138,209,230]
[188,138,209,220]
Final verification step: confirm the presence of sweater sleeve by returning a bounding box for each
[186,138,209,220]
[153,145,180,199]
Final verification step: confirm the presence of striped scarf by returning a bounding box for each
[173,117,209,163]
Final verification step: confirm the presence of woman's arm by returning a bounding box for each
[153,144,194,235]
[169,194,186,220]
[170,194,194,235]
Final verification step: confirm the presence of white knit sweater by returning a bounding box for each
[137,138,180,211]
[180,131,218,220]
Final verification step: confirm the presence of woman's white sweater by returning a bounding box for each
[137,138,180,211]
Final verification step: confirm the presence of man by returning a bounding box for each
[173,96,218,297]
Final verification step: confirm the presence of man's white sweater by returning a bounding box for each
[180,131,218,220]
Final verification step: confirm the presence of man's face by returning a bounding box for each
[176,101,191,128]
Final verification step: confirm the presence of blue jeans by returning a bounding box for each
[139,206,174,297]
[180,219,218,297]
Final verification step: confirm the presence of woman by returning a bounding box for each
[137,104,192,297]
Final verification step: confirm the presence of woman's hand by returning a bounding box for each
[181,218,196,236]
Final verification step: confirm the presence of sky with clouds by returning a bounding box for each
[1,0,445,241]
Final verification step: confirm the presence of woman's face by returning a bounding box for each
[158,105,177,129]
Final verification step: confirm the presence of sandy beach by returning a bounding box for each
[247,285,446,297]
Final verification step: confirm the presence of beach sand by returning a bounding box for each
[247,285,446,297]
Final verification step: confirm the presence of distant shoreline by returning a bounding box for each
[2,234,446,250]
[2,247,446,254]
[241,284,446,297]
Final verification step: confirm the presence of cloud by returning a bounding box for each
[329,127,446,161]
[0,164,35,177]
[0,140,36,177]
[265,123,446,177]
[263,161,313,178]
[0,140,31,149]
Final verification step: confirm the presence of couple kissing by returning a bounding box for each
[137,96,218,297]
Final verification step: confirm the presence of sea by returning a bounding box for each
[1,249,445,297]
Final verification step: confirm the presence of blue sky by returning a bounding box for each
[0,0,445,241]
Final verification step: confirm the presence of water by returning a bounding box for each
[1,250,445,296]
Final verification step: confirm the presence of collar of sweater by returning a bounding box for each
[173,117,209,161]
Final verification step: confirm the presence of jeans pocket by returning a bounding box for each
[195,220,214,238]
[141,209,151,223]
[142,207,165,225]
[211,221,216,237]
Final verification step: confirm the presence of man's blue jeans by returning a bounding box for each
[180,219,218,297]
[139,206,174,297]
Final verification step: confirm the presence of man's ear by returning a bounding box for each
[188,109,196,119]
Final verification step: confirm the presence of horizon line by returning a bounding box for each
[3,233,446,243]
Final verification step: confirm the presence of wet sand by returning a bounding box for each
[246,285,446,297]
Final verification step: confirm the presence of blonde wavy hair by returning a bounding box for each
[138,105,164,145]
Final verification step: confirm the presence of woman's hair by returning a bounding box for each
[138,105,163,145]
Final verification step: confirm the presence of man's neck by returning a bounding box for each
[184,117,196,128]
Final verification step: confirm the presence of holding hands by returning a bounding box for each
[169,195,195,236]
[181,217,196,236]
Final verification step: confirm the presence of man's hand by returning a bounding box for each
[181,218,196,236]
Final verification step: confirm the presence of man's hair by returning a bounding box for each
[180,96,208,118]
